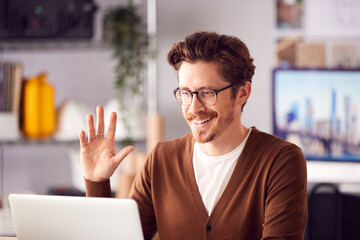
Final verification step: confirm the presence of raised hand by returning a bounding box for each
[79,105,134,182]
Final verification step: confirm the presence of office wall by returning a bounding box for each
[156,0,274,140]
[1,0,274,194]
[2,0,274,140]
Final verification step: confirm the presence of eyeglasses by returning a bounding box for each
[173,84,236,106]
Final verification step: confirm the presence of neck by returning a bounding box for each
[198,125,249,156]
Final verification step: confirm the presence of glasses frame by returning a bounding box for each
[173,83,236,106]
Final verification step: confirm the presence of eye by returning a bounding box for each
[179,90,191,97]
[200,90,215,97]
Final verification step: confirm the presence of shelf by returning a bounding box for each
[274,28,304,39]
[0,39,110,52]
[0,138,79,147]
[0,138,146,151]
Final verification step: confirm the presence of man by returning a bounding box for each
[79,31,307,239]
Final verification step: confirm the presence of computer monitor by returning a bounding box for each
[273,68,360,162]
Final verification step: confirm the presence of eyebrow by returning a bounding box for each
[178,86,217,91]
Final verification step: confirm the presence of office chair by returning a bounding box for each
[307,183,342,240]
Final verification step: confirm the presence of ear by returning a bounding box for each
[236,81,251,106]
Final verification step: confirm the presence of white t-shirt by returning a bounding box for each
[192,128,252,215]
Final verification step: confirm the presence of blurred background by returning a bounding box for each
[0,0,360,238]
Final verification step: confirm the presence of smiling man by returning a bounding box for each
[80,31,308,240]
[175,60,249,155]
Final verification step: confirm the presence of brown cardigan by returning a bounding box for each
[85,127,308,240]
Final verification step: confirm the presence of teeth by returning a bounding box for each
[193,118,211,124]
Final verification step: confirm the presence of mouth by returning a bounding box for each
[193,117,212,124]
[185,111,217,129]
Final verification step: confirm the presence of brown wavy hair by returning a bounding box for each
[167,31,256,101]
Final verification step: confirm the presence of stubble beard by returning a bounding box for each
[186,108,234,144]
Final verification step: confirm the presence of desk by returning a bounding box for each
[0,208,15,237]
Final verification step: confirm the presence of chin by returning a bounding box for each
[192,131,216,143]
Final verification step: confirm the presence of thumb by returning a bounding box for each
[112,146,135,166]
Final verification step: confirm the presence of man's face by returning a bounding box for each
[178,61,240,144]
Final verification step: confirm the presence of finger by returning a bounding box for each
[106,112,117,141]
[112,146,135,166]
[79,130,88,148]
[87,114,96,141]
[96,105,105,136]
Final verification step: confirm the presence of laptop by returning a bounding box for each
[8,194,144,240]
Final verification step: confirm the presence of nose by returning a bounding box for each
[187,93,205,114]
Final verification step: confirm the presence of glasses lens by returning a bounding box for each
[198,89,216,106]
[177,90,192,105]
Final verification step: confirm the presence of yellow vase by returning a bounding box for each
[22,73,56,139]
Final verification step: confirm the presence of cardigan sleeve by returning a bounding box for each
[262,145,308,240]
[84,178,113,197]
[129,151,157,240]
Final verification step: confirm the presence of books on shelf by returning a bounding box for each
[0,61,23,140]
[0,61,23,114]
[0,63,4,111]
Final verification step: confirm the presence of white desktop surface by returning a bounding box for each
[0,207,15,237]
[307,161,360,183]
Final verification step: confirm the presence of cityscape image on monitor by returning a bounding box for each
[273,69,360,162]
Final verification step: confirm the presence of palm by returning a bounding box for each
[79,106,134,182]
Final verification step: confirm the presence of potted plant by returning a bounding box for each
[104,1,151,145]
